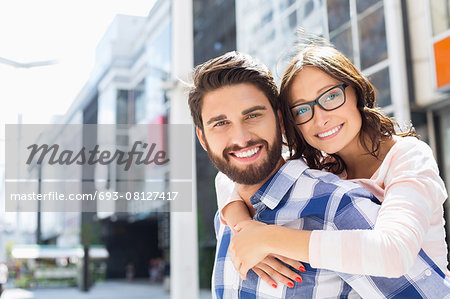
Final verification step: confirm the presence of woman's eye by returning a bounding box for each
[296,107,309,115]
[325,92,339,102]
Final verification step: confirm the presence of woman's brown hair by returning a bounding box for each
[279,43,416,174]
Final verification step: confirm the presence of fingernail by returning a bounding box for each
[299,266,306,272]
[288,282,294,288]
[295,276,302,283]
[272,283,277,288]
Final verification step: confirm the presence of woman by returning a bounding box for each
[217,43,449,288]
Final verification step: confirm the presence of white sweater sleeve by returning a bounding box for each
[214,172,244,225]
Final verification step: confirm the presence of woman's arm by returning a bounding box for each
[215,172,252,228]
[231,138,448,278]
[308,138,447,277]
[214,172,306,288]
[221,201,252,230]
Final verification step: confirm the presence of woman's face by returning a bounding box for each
[288,66,362,155]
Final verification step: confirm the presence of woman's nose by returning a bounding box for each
[312,105,331,127]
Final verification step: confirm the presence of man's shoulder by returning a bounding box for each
[286,164,381,228]
[289,163,368,198]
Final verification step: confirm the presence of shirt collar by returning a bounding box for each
[251,159,309,210]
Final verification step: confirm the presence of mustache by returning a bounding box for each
[223,139,269,158]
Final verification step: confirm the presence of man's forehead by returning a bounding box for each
[201,83,270,116]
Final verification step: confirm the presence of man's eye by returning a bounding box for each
[214,121,227,127]
[247,113,260,119]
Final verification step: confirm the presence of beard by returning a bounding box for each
[204,123,282,185]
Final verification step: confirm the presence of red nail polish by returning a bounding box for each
[272,283,277,288]
[299,266,306,272]
[295,276,302,283]
[288,282,294,288]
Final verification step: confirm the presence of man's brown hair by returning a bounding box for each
[188,51,278,130]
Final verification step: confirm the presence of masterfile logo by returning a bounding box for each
[5,124,193,212]
[26,141,170,171]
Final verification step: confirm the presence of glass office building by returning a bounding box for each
[236,0,395,114]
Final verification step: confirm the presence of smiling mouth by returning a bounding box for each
[316,124,343,138]
[230,146,262,159]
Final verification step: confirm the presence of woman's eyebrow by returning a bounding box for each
[294,83,340,103]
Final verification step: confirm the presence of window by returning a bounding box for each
[356,0,380,14]
[289,11,297,29]
[430,0,450,36]
[358,6,387,69]
[369,67,391,107]
[327,0,350,31]
[116,90,129,124]
[330,26,353,62]
[134,80,146,124]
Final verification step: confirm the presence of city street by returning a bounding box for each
[0,280,212,299]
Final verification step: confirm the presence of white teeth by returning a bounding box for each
[318,125,342,138]
[234,147,260,158]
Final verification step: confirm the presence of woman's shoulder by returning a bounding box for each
[378,135,438,178]
[389,135,433,157]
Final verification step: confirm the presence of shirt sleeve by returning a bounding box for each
[309,138,448,277]
[214,172,245,225]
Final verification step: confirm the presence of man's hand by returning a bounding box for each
[228,220,305,288]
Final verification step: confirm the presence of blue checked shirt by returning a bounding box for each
[212,159,450,298]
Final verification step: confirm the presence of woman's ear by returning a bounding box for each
[196,127,208,151]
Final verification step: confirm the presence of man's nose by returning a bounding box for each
[230,124,252,148]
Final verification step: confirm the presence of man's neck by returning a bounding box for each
[236,157,285,211]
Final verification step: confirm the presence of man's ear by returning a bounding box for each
[196,126,208,151]
[277,109,286,135]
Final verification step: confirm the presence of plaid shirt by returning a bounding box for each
[212,159,450,298]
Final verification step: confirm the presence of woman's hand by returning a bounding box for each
[229,220,269,276]
[228,220,305,288]
[251,255,305,288]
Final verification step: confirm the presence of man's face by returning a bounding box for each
[196,83,282,185]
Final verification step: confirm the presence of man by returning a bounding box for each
[188,51,450,298]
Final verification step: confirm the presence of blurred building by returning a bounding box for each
[30,0,235,289]
[32,1,173,279]
[237,0,408,120]
[192,0,237,288]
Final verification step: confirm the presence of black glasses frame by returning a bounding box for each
[289,83,348,125]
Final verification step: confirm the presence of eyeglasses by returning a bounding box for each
[290,83,348,125]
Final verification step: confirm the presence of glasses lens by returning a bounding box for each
[318,86,345,110]
[293,105,312,124]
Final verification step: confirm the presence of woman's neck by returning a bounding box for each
[338,136,396,180]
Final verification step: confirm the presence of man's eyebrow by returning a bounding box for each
[242,105,267,115]
[206,114,226,125]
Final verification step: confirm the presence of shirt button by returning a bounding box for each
[424,269,432,277]
[233,282,239,289]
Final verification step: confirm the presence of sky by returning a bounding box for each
[0,0,156,124]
